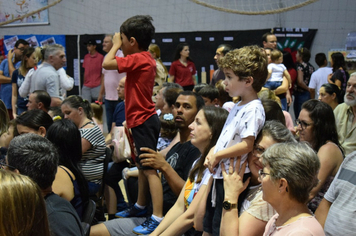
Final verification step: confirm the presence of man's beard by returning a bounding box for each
[344,93,356,107]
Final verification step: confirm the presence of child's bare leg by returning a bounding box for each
[144,169,163,217]
[104,185,117,214]
[136,169,148,207]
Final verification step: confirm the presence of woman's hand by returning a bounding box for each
[222,158,250,200]
[327,73,334,84]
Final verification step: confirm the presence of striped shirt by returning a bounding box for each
[324,151,356,235]
[79,124,106,184]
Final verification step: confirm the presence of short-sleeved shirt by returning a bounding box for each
[30,62,60,98]
[79,124,106,184]
[268,63,286,82]
[169,60,196,87]
[102,50,126,100]
[294,62,315,93]
[324,151,356,236]
[334,103,356,156]
[184,158,212,209]
[115,51,156,129]
[11,69,28,109]
[83,52,104,88]
[162,141,201,213]
[213,99,265,179]
[113,101,125,127]
[308,67,332,98]
[263,214,325,236]
[0,59,21,109]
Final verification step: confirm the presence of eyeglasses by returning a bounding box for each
[295,119,313,130]
[0,162,16,170]
[17,47,25,52]
[258,169,270,179]
[253,144,265,156]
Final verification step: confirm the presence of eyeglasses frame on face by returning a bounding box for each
[258,169,270,179]
[295,119,313,130]
[17,47,25,52]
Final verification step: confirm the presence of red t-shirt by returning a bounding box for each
[116,51,156,128]
[169,60,196,87]
[83,52,104,88]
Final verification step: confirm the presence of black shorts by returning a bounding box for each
[131,114,160,170]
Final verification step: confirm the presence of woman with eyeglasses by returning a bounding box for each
[296,99,343,212]
[220,120,296,236]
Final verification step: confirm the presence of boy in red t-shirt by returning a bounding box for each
[102,15,162,234]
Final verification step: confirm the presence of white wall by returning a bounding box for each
[1,0,355,66]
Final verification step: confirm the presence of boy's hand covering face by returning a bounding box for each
[113,32,122,47]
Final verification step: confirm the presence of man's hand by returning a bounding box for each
[139,147,167,171]
[7,49,14,61]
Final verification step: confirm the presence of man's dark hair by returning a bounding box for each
[315,53,327,67]
[164,87,183,108]
[120,15,155,51]
[14,39,29,48]
[33,90,51,111]
[178,91,205,111]
[198,85,219,101]
[7,133,59,190]
[262,32,275,43]
[217,44,233,56]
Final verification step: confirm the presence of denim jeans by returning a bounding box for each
[264,81,282,90]
[294,90,311,119]
[105,99,119,132]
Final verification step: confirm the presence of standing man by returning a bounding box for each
[210,44,232,86]
[0,39,29,117]
[31,44,66,107]
[262,32,277,49]
[333,72,356,156]
[309,53,333,99]
[98,35,126,132]
[82,39,104,102]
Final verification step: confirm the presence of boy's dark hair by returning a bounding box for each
[120,15,155,51]
[315,53,327,67]
[218,45,268,92]
[14,39,29,48]
[7,133,59,189]
[217,44,233,56]
[193,83,208,93]
[178,91,205,111]
[198,85,219,102]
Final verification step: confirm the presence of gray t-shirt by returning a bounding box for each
[324,151,356,236]
[31,62,60,98]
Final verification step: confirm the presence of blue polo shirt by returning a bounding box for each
[0,59,21,109]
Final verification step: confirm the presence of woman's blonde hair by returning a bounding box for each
[0,170,50,236]
[149,44,168,76]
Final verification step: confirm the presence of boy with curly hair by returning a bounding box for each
[203,45,267,236]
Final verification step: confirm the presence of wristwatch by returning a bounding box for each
[223,200,237,210]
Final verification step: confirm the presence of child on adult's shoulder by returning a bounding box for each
[203,45,267,236]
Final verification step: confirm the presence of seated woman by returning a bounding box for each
[15,109,53,136]
[0,170,51,236]
[297,99,343,212]
[151,106,228,236]
[221,142,324,235]
[318,83,340,110]
[46,119,89,220]
[61,95,106,195]
[219,120,296,236]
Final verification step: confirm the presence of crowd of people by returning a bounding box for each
[0,14,355,236]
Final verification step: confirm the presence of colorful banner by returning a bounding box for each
[0,0,49,26]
